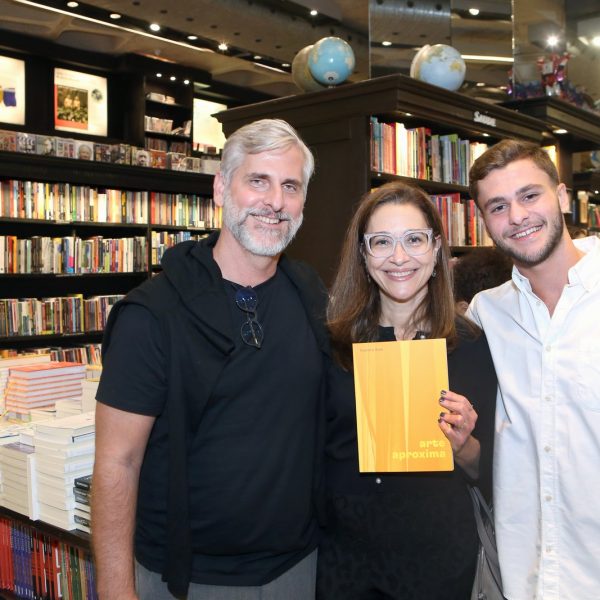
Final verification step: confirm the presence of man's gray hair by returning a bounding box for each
[219,118,314,196]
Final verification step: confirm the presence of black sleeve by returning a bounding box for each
[447,332,497,500]
[96,303,167,416]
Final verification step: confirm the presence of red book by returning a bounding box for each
[9,361,85,380]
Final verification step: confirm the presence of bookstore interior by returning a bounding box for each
[0,0,599,596]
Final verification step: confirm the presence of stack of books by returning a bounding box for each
[0,353,52,413]
[4,362,86,420]
[0,441,38,519]
[73,474,92,534]
[33,412,95,530]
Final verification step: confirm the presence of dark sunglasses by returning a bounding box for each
[234,286,264,349]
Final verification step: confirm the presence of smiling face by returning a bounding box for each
[477,158,569,268]
[214,144,306,257]
[364,202,439,312]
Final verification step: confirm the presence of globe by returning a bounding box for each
[292,45,327,93]
[410,44,466,92]
[308,37,355,86]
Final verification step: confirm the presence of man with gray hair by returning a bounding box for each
[92,119,329,599]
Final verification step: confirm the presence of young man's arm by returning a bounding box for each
[92,402,156,600]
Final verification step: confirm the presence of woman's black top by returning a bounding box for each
[316,324,497,600]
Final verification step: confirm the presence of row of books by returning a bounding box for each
[145,135,193,157]
[0,294,122,338]
[588,203,600,228]
[430,194,493,247]
[370,117,488,186]
[0,128,207,175]
[150,191,222,229]
[0,235,148,274]
[151,230,207,265]
[0,519,98,600]
[0,178,221,227]
[0,345,101,366]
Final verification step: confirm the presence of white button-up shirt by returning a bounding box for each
[468,236,600,600]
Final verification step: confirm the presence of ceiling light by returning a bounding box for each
[109,13,121,19]
[254,55,262,60]
[547,34,559,47]
[218,42,228,51]
[592,36,600,47]
[468,8,480,16]
[170,76,176,81]
[482,133,490,137]
[310,9,318,16]
[553,128,568,135]
[462,54,513,63]
[476,82,485,87]
[382,41,392,47]
[66,1,78,7]
[282,62,290,67]
[149,23,161,32]
[183,79,190,85]
[156,72,162,78]
[187,35,198,41]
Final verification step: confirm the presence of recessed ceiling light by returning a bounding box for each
[187,35,198,41]
[66,1,79,7]
[476,82,486,87]
[310,9,318,16]
[468,8,480,16]
[482,133,490,137]
[150,23,161,32]
[183,79,190,85]
[218,42,228,51]
[554,128,568,134]
[547,34,559,47]
[109,13,121,19]
[382,41,392,47]
[156,73,162,78]
[254,55,262,60]
[170,76,176,81]
[282,63,290,67]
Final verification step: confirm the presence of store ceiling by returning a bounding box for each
[0,0,597,102]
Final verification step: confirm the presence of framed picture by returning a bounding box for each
[0,55,26,125]
[193,98,226,153]
[54,67,108,136]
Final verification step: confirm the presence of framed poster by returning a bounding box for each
[0,55,26,125]
[193,98,226,152]
[54,67,107,136]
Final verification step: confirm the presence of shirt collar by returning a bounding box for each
[510,236,600,294]
[568,236,600,291]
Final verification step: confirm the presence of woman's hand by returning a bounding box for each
[438,389,480,478]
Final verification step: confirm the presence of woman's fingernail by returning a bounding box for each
[439,412,446,418]
[440,390,447,396]
[439,397,445,403]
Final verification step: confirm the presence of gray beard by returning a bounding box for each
[222,194,303,257]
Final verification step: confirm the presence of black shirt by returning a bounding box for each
[98,269,324,585]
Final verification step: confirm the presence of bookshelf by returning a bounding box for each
[0,506,93,600]
[502,96,600,229]
[216,74,547,285]
[0,152,218,354]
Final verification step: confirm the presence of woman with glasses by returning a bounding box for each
[316,181,497,600]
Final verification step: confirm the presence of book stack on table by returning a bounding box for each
[33,412,95,530]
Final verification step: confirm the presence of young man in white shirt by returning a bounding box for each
[467,139,600,600]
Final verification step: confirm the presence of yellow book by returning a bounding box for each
[352,338,453,473]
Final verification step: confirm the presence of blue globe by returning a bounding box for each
[410,44,466,92]
[308,37,355,86]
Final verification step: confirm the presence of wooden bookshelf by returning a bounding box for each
[217,74,547,285]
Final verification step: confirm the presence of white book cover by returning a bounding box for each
[33,411,95,439]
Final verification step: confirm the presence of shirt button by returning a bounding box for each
[375,477,382,485]
[544,446,552,452]
[545,345,552,352]
[546,546,552,553]
[545,495,552,502]
[545,396,552,402]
